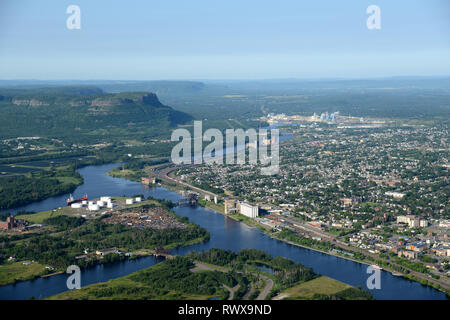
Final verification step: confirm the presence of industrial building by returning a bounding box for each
[0,216,18,230]
[396,215,428,228]
[224,199,239,214]
[240,202,259,218]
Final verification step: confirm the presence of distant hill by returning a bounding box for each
[0,81,206,96]
[0,88,193,142]
[0,85,105,96]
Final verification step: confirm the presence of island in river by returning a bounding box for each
[48,248,374,300]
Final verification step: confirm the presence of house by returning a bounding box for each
[398,250,418,260]
[385,191,405,199]
[96,248,121,256]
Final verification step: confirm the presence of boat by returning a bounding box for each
[66,194,88,206]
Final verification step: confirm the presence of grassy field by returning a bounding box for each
[278,276,351,299]
[197,199,225,214]
[106,169,136,178]
[16,208,70,224]
[0,261,47,286]
[48,277,214,301]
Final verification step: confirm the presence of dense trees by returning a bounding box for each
[0,166,82,210]
[45,216,85,230]
[0,212,209,269]
[189,248,316,288]
[129,256,246,298]
[0,90,192,141]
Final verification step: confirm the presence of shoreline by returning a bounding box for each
[0,203,209,289]
[161,178,449,296]
[2,165,447,298]
[0,238,207,288]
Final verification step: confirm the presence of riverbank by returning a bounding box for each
[160,174,450,297]
[2,163,447,300]
[0,198,210,288]
[158,176,450,297]
[47,248,374,300]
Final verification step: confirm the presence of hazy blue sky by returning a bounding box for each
[0,0,449,79]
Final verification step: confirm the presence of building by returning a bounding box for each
[224,199,239,214]
[141,177,156,185]
[407,243,428,252]
[0,216,18,230]
[419,220,428,228]
[96,248,121,256]
[396,215,426,228]
[434,248,450,257]
[398,250,418,260]
[240,202,259,218]
[385,191,405,199]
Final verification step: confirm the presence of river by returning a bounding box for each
[0,163,447,300]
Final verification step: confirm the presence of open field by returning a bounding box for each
[276,276,351,300]
[16,208,68,224]
[0,261,46,286]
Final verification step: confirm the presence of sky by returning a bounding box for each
[0,0,449,80]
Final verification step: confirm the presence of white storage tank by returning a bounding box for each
[126,198,134,205]
[100,196,111,202]
[71,203,83,209]
[135,197,142,202]
[88,204,100,211]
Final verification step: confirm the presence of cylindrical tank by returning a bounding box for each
[126,199,134,205]
[88,204,100,211]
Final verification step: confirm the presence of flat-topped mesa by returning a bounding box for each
[89,92,164,107]
[90,97,133,107]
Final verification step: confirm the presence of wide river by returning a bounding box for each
[0,163,447,300]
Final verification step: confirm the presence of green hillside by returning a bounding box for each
[0,88,193,141]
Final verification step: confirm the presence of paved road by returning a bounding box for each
[223,284,240,300]
[256,276,274,300]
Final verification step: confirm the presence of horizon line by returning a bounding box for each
[1,75,450,83]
